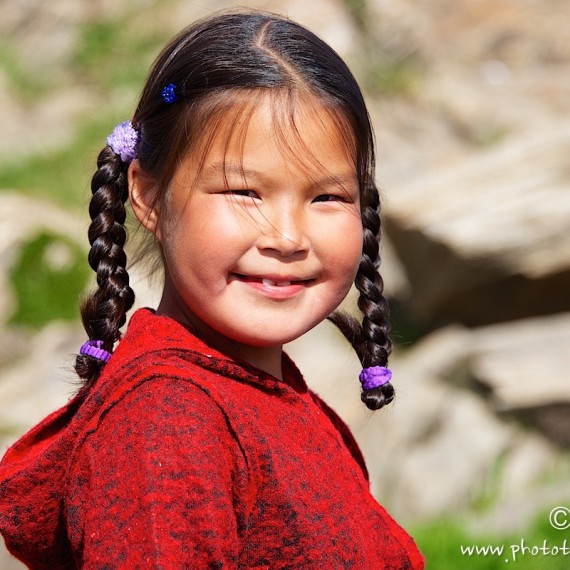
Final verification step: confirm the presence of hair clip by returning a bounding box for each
[106,120,139,163]
[161,83,178,104]
[359,366,392,391]
[80,340,112,363]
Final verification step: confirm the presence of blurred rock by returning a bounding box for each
[390,391,513,519]
[366,0,437,63]
[324,325,566,522]
[472,313,570,447]
[471,313,570,409]
[0,0,82,69]
[385,124,570,326]
[0,1,99,160]
[497,434,560,502]
[0,75,96,161]
[128,258,162,313]
[0,327,30,370]
[0,321,80,452]
[378,236,411,299]
[367,0,570,70]
[425,0,570,68]
[512,403,570,450]
[367,0,570,202]
[0,320,79,569]
[0,546,25,570]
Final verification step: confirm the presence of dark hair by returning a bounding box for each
[75,9,394,410]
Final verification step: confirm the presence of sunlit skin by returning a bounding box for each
[129,95,363,379]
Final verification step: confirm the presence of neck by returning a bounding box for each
[227,343,284,380]
[156,293,284,381]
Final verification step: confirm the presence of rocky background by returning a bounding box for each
[1,0,569,567]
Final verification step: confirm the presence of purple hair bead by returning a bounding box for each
[106,120,139,163]
[80,340,112,363]
[359,366,392,391]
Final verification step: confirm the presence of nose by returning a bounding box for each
[256,204,309,257]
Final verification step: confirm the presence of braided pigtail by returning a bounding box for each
[329,181,394,411]
[75,122,138,395]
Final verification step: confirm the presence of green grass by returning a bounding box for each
[8,231,90,328]
[412,509,570,569]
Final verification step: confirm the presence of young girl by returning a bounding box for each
[0,10,424,569]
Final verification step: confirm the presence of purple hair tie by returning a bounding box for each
[80,340,112,363]
[359,366,392,391]
[106,120,139,163]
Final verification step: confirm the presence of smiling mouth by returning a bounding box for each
[262,278,291,287]
[233,274,309,287]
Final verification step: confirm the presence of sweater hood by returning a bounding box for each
[0,309,306,568]
[0,397,82,568]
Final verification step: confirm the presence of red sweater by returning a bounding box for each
[0,309,424,569]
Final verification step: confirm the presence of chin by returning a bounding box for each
[229,328,307,348]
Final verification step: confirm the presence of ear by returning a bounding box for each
[128,160,162,241]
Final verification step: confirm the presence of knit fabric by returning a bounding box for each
[0,309,424,569]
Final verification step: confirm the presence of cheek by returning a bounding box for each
[315,223,362,309]
[331,223,363,277]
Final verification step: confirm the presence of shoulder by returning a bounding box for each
[88,375,235,452]
[65,377,249,563]
[67,375,247,504]
[67,370,245,490]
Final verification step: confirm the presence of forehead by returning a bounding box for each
[190,90,356,177]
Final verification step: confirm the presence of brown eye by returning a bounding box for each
[313,194,345,203]
[224,189,260,199]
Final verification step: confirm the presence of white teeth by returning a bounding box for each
[262,279,291,287]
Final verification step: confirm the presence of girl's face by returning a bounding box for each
[135,95,363,367]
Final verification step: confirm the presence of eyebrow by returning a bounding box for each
[203,163,264,181]
[203,162,358,188]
